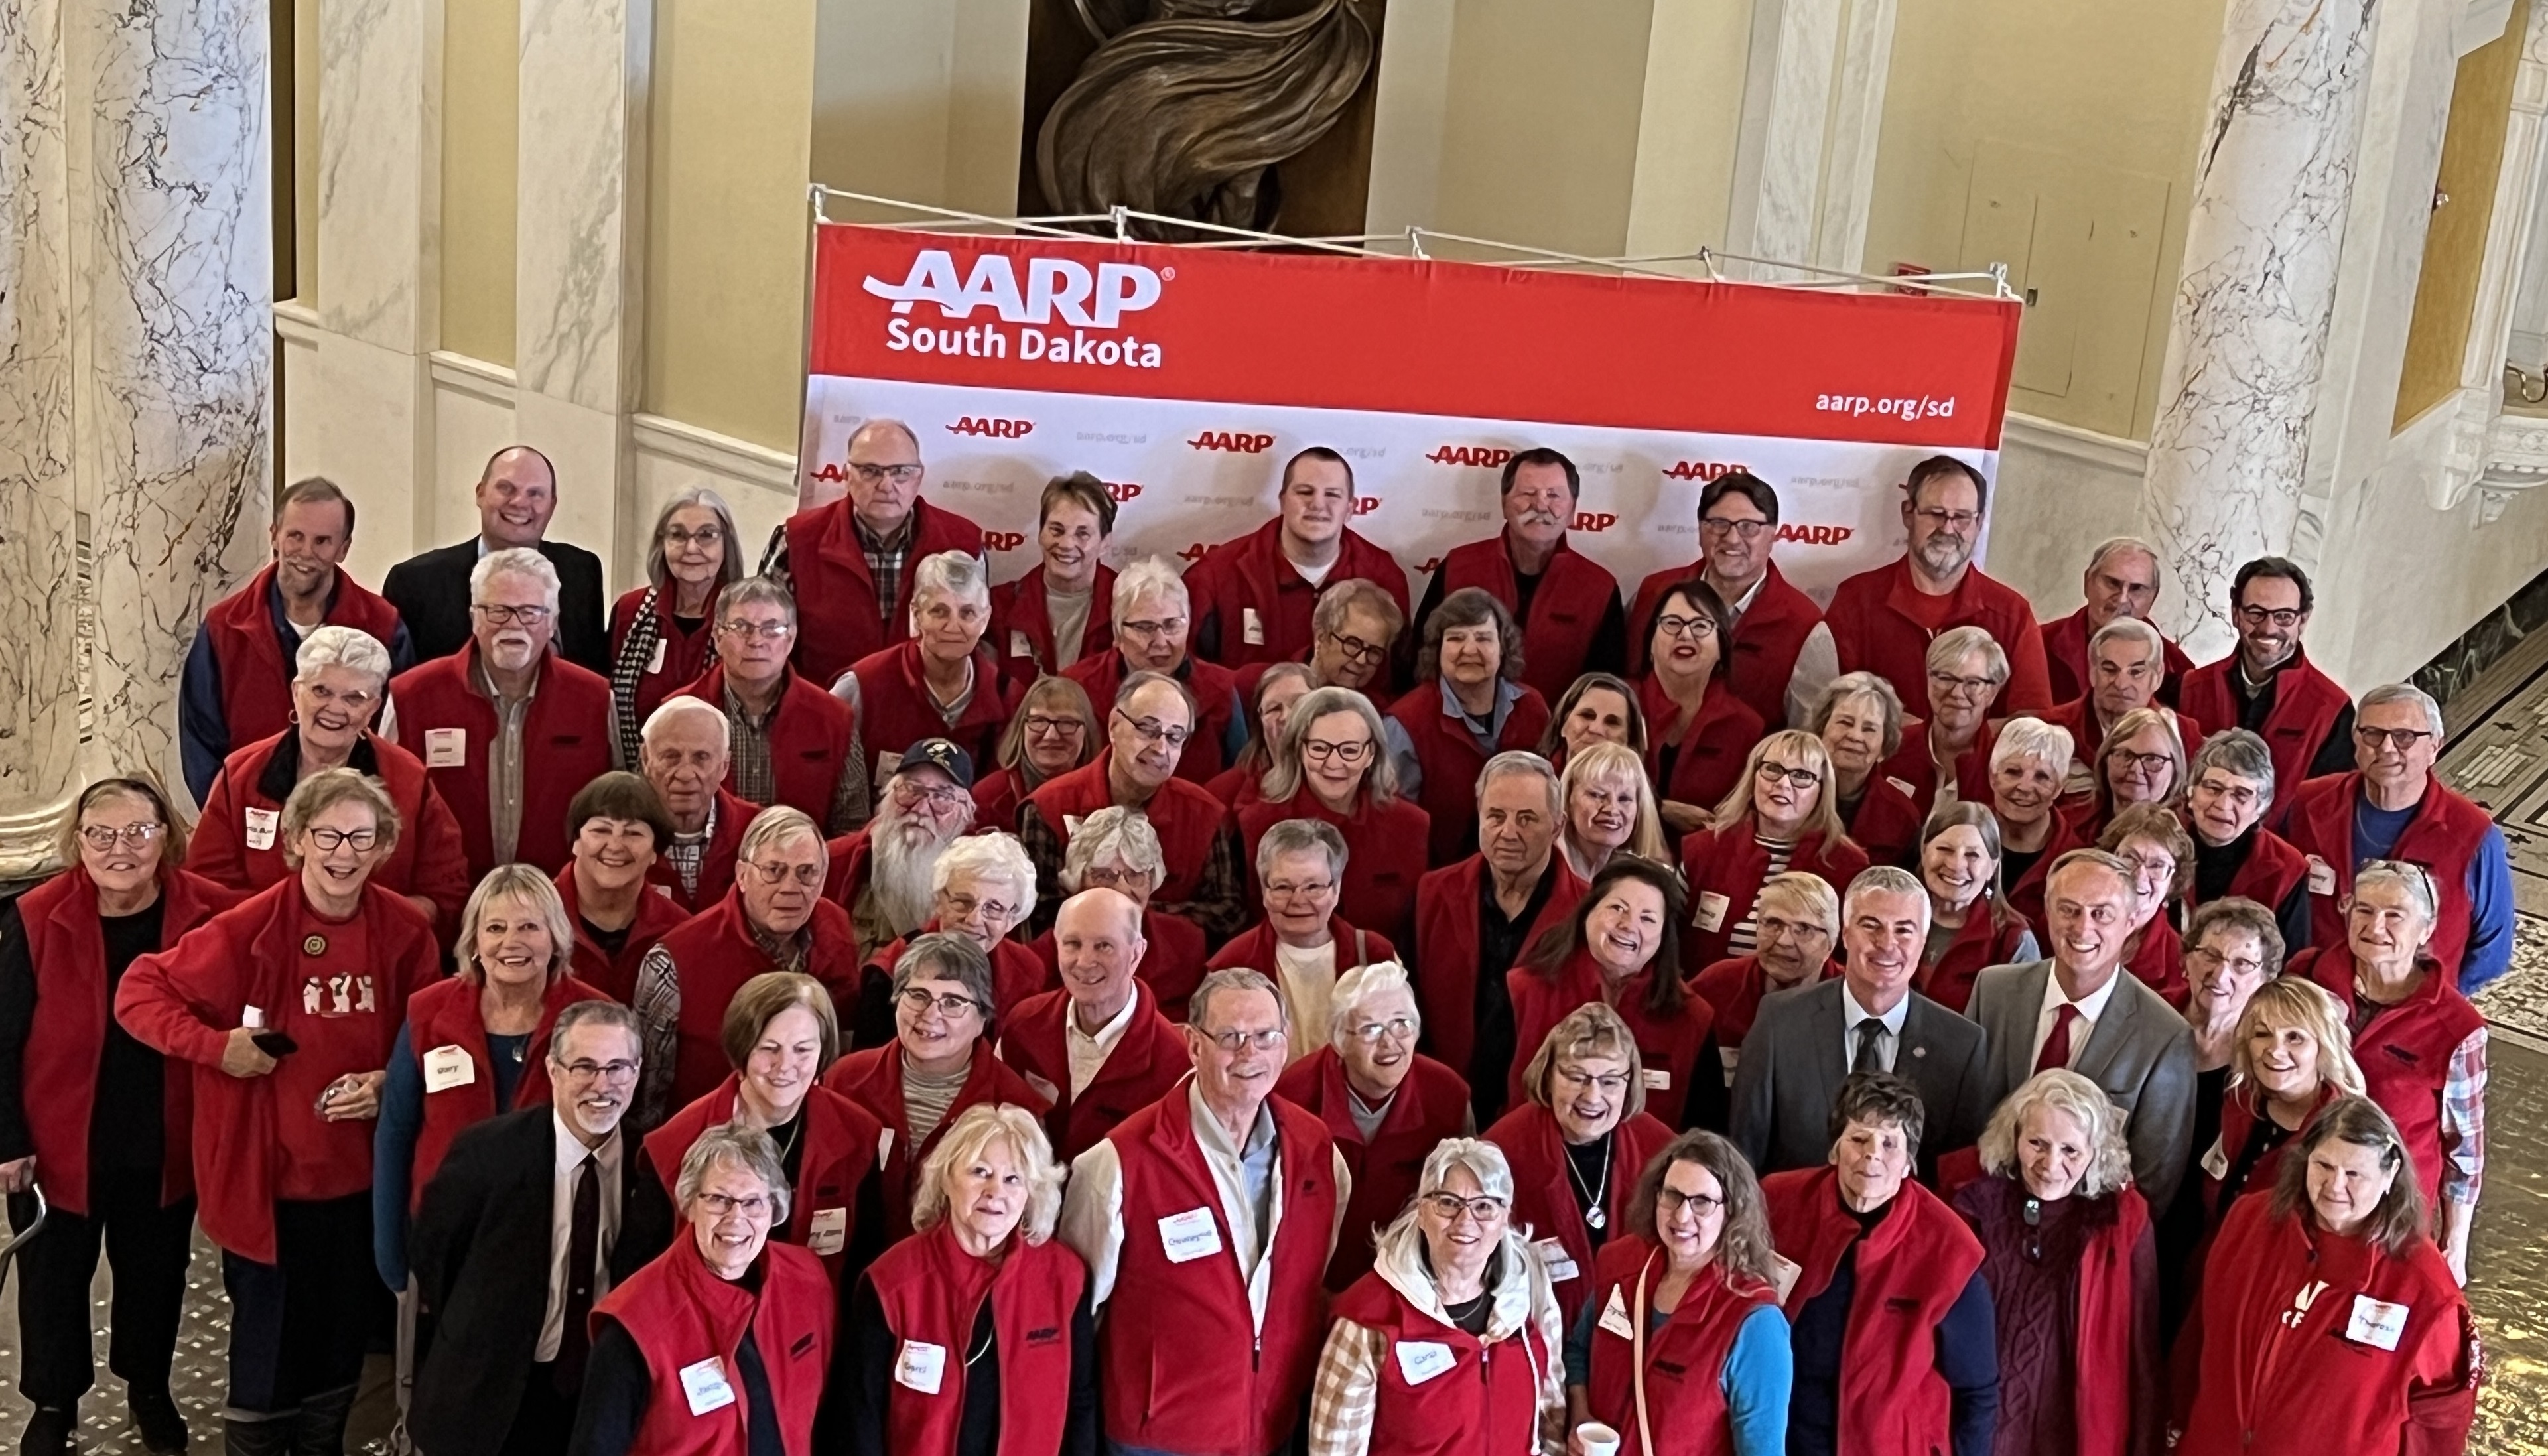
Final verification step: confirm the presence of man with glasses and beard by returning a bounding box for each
[2175,555,2358,796]
[825,738,981,963]
[1628,470,1824,726]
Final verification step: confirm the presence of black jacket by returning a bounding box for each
[408,1106,673,1456]
[383,538,609,671]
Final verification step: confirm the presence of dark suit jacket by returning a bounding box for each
[1729,978,1991,1177]
[1966,958,2198,1216]
[383,538,608,671]
[408,1106,672,1456]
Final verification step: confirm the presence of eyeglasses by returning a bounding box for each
[1348,1016,1418,1043]
[2115,849,2177,882]
[1698,516,1771,539]
[1653,613,1717,640]
[472,604,553,626]
[2354,726,2437,751]
[2185,945,2265,978]
[1200,1026,1287,1053]
[555,1057,641,1083]
[1078,864,1150,891]
[891,779,967,807]
[1656,1186,1726,1217]
[78,823,165,850]
[1262,878,1334,903]
[1755,913,1828,945]
[1755,761,1820,789]
[306,827,379,852]
[744,858,825,888]
[718,618,794,641]
[2108,749,2175,774]
[1913,507,1981,529]
[939,892,1020,924]
[1022,714,1082,737]
[1321,631,1388,665]
[898,986,982,1018]
[1302,736,1372,764]
[1551,1066,1630,1096]
[847,462,923,486]
[695,1191,773,1220]
[2191,775,2261,807]
[1113,710,1192,750]
[2235,605,2304,629]
[300,681,378,712]
[662,526,725,548]
[1119,617,1187,640]
[2360,858,2438,903]
[1928,670,2003,697]
[1421,1192,1509,1223]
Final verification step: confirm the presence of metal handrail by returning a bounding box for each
[0,1181,48,1297]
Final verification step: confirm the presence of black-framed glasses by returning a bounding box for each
[1302,736,1371,764]
[1697,516,1771,539]
[2108,749,2175,774]
[2354,726,2436,751]
[78,823,165,850]
[306,827,379,852]
[1113,710,1192,749]
[472,603,553,626]
[744,858,825,888]
[1653,613,1716,640]
[1022,714,1083,737]
[1656,1186,1726,1218]
[1550,1065,1629,1096]
[1321,631,1388,665]
[1755,761,1821,789]
[2235,605,2303,629]
[1928,670,2003,697]
[897,987,982,1019]
[1421,1192,1509,1223]
[847,462,922,486]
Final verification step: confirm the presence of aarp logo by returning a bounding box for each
[1426,445,1512,468]
[1189,431,1275,453]
[947,417,1033,438]
[1570,512,1618,533]
[863,249,1164,328]
[1663,460,1747,481]
[1351,497,1380,516]
[982,531,1029,553]
[1776,524,1854,545]
[1105,481,1144,503]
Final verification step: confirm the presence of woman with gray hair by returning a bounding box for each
[1308,1138,1568,1456]
[849,1104,1097,1456]
[852,831,1048,1046]
[1812,671,1924,866]
[2181,728,2311,952]
[1889,624,2010,809]
[1948,1069,2157,1456]
[1243,685,1430,947]
[1985,716,2084,928]
[1022,803,1211,1019]
[574,1124,837,1456]
[1208,817,1398,1055]
[192,624,472,927]
[609,486,742,767]
[842,549,1023,776]
[1382,586,1552,865]
[1274,961,1470,1290]
[823,933,1047,1242]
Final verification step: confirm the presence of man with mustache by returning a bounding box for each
[405,1001,673,1456]
[387,549,612,878]
[1417,446,1626,699]
[2035,535,2194,706]
[1798,456,2052,719]
[2175,556,2358,797]
[826,738,980,963]
[1187,446,1411,670]
[182,476,413,801]
[382,445,610,669]
[773,417,988,686]
[1627,470,1824,726]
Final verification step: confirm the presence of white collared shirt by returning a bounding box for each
[1065,990,1143,1099]
[540,1112,626,1362]
[2029,963,2124,1070]
[1840,986,1911,1073]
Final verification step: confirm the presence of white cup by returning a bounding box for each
[1576,1421,1622,1456]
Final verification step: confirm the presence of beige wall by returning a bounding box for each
[807,0,1030,218]
[1863,0,2226,441]
[441,0,519,365]
[293,0,321,302]
[643,0,820,452]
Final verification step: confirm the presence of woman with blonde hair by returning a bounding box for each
[2197,976,2364,1238]
[848,1103,1096,1456]
[971,673,1099,832]
[1675,730,1866,976]
[1557,741,1668,881]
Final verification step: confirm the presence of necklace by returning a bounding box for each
[770,1112,804,1163]
[1564,1136,1613,1230]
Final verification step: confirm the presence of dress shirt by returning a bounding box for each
[2029,963,2123,1070]
[540,1113,626,1362]
[1840,986,1910,1073]
[1065,991,1142,1099]
[473,655,537,865]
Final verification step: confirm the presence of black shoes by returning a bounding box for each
[129,1386,190,1453]
[19,1405,74,1456]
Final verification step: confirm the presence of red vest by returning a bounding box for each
[1239,785,1431,949]
[2121,919,2188,1007]
[111,878,438,1262]
[403,970,610,1207]
[2281,773,2493,974]
[190,730,474,923]
[1095,1089,1339,1456]
[996,982,1189,1162]
[2003,815,2087,931]
[1877,726,1993,814]
[13,867,238,1213]
[389,644,614,877]
[1325,1259,1554,1456]
[783,497,987,687]
[1581,1238,1779,1456]
[1410,855,1587,1076]
[556,866,693,1002]
[1481,1105,1672,1316]
[1635,677,1766,817]
[1688,954,1840,1049]
[1187,518,1412,670]
[1948,1177,2150,1456]
[865,923,1053,1021]
[610,584,723,735]
[847,641,1019,780]
[1762,1166,1985,1456]
[1274,1046,1470,1290]
[2039,606,2194,706]
[1913,903,2032,1014]
[1436,532,1623,700]
[1674,820,1867,975]
[1639,562,1824,730]
[821,1043,1049,1242]
[650,789,758,914]
[1207,917,1396,984]
[643,1075,884,1284]
[2188,825,2309,916]
[679,664,856,828]
[592,1238,835,1456]
[969,767,1027,833]
[1386,681,1552,865]
[1024,754,1234,910]
[200,564,406,752]
[1063,650,1241,783]
[651,892,864,1108]
[1507,952,1715,1129]
[2177,650,2350,807]
[988,562,1118,689]
[1823,557,2054,715]
[866,1223,1087,1456]
[2175,1197,2475,1456]
[1845,773,1925,868]
[2295,948,2484,1214]
[2199,1081,2340,1231]
[1022,908,1213,1024]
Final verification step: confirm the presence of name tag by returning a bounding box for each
[807,1207,846,1256]
[1009,629,1034,659]
[894,1339,947,1394]
[1021,1071,1061,1106]
[1597,1284,1636,1340]
[422,1044,476,1094]
[1394,1340,1456,1385]
[646,638,667,675]
[2346,1294,2409,1351]
[2200,1137,2229,1181]
[1241,606,1266,646]
[1769,1252,1803,1305]
[1533,1236,1579,1283]
[424,728,467,769]
[1158,1205,1224,1264]
[2305,855,2337,896]
[1885,775,1917,798]
[1693,891,1729,933]
[875,750,903,784]
[678,1356,736,1415]
[1641,1068,1672,1091]
[243,807,279,851]
[877,1127,896,1167]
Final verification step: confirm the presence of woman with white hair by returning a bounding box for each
[1207,817,1397,1054]
[1811,671,1924,866]
[1881,626,2009,810]
[2180,728,2311,952]
[192,624,472,927]
[1241,685,1431,948]
[1022,805,1211,1020]
[1308,1138,1568,1456]
[852,831,1047,1045]
[1984,716,2083,929]
[609,486,742,767]
[1946,1069,2158,1456]
[1064,555,1248,783]
[1274,962,1471,1290]
[1557,741,1669,881]
[1675,731,1867,976]
[848,1104,1097,1456]
[842,549,1023,775]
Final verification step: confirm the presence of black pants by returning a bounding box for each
[222,1193,385,1414]
[499,1363,578,1456]
[7,1170,195,1408]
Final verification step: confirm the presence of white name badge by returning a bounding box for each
[679,1355,737,1416]
[646,638,667,675]
[424,728,468,769]
[1021,1071,1061,1106]
[1885,775,1918,799]
[1241,606,1266,647]
[1394,1340,1456,1386]
[1597,1284,1636,1340]
[1693,891,1729,933]
[1158,1205,1224,1264]
[1641,1068,1672,1091]
[421,1044,476,1094]
[1768,1252,1804,1305]
[2200,1137,2229,1181]
[1009,629,1034,659]
[243,1004,268,1029]
[2346,1294,2409,1351]
[1533,1236,1579,1283]
[875,750,903,785]
[894,1339,948,1394]
[2305,855,2337,896]
[877,1127,896,1167]
[243,807,279,852]
[807,1207,847,1256]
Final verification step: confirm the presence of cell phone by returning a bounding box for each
[251,1030,297,1057]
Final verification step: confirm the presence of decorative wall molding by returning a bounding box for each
[631,413,797,496]
[428,349,517,401]
[2001,412,2149,474]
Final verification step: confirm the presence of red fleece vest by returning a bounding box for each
[189,730,473,923]
[389,644,614,877]
[1674,819,1867,976]
[404,970,610,1207]
[1386,680,1552,865]
[989,562,1117,689]
[1689,954,1840,1049]
[643,1075,883,1284]
[783,497,986,687]
[1636,677,1766,816]
[1326,1260,1554,1456]
[2295,948,2484,1213]
[1207,917,1396,984]
[1410,855,1587,1076]
[592,1239,835,1456]
[1063,650,1241,783]
[1481,1105,1672,1316]
[847,641,1018,781]
[1912,903,2032,1014]
[610,584,724,733]
[1507,952,1715,1128]
[201,564,405,752]
[1023,908,1212,1024]
[2186,825,2308,916]
[1631,561,1824,730]
[1274,1046,1470,1290]
[651,892,863,1108]
[866,1223,1087,1456]
[1239,786,1431,949]
[678,665,857,828]
[1436,533,1623,700]
[557,866,694,1002]
[1582,1237,1778,1456]
[996,982,1188,1163]
[1024,754,1233,910]
[2177,651,2350,809]
[1187,517,1412,670]
[821,1043,1048,1243]
[1823,557,2053,714]
[1845,773,1925,868]
[649,789,758,915]
[2281,775,2492,974]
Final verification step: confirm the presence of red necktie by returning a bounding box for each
[2035,1003,2081,1074]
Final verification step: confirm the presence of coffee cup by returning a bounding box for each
[1576,1421,1622,1456]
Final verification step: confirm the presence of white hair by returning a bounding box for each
[2357,683,2445,740]
[1328,960,1416,1051]
[1990,716,2076,781]
[911,550,990,610]
[294,625,393,690]
[2087,615,2165,665]
[470,547,562,610]
[1112,556,1190,628]
[931,831,1038,922]
[1061,805,1166,892]
[641,696,731,752]
[2084,536,2160,578]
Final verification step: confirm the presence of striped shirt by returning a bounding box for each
[1724,836,1796,955]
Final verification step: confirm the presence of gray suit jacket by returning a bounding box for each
[1966,959,2198,1216]
[1729,979,1991,1177]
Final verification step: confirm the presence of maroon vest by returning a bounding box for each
[388,644,614,877]
[2177,651,2349,808]
[996,982,1188,1162]
[2296,947,2484,1213]
[1274,1045,1470,1289]
[988,562,1118,689]
[1581,1236,1777,1456]
[2281,774,2492,975]
[1435,532,1621,699]
[846,640,1018,781]
[1024,754,1233,909]
[679,664,857,828]
[783,497,986,686]
[1327,1257,1554,1456]
[1386,681,1554,865]
[200,564,405,751]
[1410,856,1587,1076]
[643,1075,883,1284]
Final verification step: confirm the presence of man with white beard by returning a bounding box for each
[825,736,978,961]
[388,546,612,877]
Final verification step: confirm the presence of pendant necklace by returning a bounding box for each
[1566,1138,1613,1230]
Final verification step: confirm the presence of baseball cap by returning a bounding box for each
[896,737,976,791]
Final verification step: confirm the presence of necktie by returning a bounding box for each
[556,1154,601,1394]
[1851,1019,1885,1075]
[2035,1003,2082,1074]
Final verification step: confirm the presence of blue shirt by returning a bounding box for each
[179,573,415,801]
[1564,1288,1794,1456]
[2350,789,2515,994]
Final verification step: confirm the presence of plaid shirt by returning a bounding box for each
[855,514,915,624]
[1016,803,1250,943]
[1305,1270,1567,1456]
[2438,1026,2488,1208]
[723,680,868,834]
[630,916,810,1129]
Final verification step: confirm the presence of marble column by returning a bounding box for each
[1723,0,1897,277]
[2137,0,2381,662]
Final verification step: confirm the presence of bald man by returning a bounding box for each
[995,887,1189,1159]
[383,445,610,669]
[768,417,987,686]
